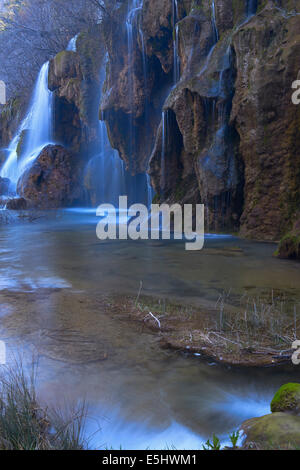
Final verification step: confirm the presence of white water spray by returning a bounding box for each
[66,34,78,52]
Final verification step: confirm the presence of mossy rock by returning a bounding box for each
[240,412,300,450]
[276,218,300,260]
[271,383,300,414]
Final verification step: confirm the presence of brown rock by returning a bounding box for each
[17,144,81,208]
[231,3,300,240]
[6,197,27,210]
[276,216,300,260]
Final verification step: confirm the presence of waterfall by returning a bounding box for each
[172,0,180,84]
[124,0,154,205]
[214,46,232,157]
[86,50,152,207]
[84,54,127,206]
[201,45,235,230]
[126,1,143,157]
[211,0,219,43]
[138,11,155,207]
[146,174,154,208]
[198,1,220,77]
[160,110,168,195]
[1,62,53,190]
[66,34,78,52]
[139,20,148,119]
[246,0,258,17]
[173,24,180,85]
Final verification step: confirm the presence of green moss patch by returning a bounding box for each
[271,383,300,413]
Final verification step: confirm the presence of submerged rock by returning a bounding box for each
[17,144,81,209]
[271,383,300,414]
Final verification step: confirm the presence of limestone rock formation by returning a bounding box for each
[48,26,105,156]
[231,3,300,240]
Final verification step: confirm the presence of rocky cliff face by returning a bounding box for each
[231,3,300,240]
[98,0,300,240]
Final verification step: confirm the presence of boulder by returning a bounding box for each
[240,412,300,450]
[17,144,81,209]
[271,383,300,414]
[6,197,27,210]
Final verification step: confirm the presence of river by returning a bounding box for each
[0,209,299,449]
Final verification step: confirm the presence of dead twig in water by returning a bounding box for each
[144,312,161,329]
[135,281,143,307]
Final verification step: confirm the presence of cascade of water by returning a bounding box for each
[1,62,53,189]
[160,110,168,195]
[173,24,180,85]
[198,0,220,77]
[202,46,234,230]
[84,53,127,206]
[246,0,258,17]
[214,46,232,152]
[66,34,78,52]
[172,0,180,84]
[139,20,148,119]
[138,13,155,207]
[126,1,143,157]
[146,174,154,208]
[211,0,219,43]
[125,0,154,205]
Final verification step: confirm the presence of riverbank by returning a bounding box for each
[0,361,88,450]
